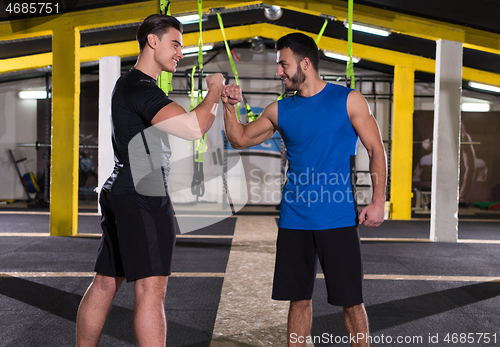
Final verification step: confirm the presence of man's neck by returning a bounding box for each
[297,77,327,98]
[134,54,162,80]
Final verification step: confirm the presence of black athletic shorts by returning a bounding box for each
[272,225,363,307]
[94,189,177,282]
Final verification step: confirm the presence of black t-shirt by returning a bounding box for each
[103,68,173,194]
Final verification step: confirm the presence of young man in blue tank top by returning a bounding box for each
[222,33,387,347]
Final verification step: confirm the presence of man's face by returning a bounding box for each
[276,47,306,91]
[153,28,184,73]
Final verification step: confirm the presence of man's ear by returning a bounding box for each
[147,33,158,49]
[302,57,311,71]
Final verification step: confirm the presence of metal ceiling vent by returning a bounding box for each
[263,4,283,20]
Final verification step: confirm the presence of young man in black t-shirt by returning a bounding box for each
[76,14,225,346]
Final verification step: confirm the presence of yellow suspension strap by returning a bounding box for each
[217,12,251,122]
[346,0,355,89]
[316,18,328,45]
[190,0,207,198]
[158,0,174,95]
[243,96,258,122]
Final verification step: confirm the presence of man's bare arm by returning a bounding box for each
[151,73,225,140]
[222,83,278,149]
[348,90,387,227]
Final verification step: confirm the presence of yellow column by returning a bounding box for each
[50,26,80,236]
[390,65,415,220]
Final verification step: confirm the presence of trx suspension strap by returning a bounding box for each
[158,0,173,95]
[217,13,254,122]
[316,19,328,44]
[346,0,355,89]
[190,0,207,198]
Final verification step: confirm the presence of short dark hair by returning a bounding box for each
[136,14,183,52]
[275,33,320,71]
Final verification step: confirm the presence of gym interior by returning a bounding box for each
[1,1,500,346]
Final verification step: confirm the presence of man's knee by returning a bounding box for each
[135,276,168,297]
[343,303,368,322]
[344,303,365,313]
[290,299,312,310]
[93,274,124,295]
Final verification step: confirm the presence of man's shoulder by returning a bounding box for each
[119,69,155,88]
[114,69,160,101]
[325,82,352,95]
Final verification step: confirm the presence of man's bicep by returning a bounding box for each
[243,116,276,146]
[151,102,188,125]
[242,102,278,146]
[150,102,203,140]
[347,91,383,151]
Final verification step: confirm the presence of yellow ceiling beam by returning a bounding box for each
[0,30,53,42]
[2,23,500,88]
[206,0,500,56]
[463,67,500,86]
[0,1,158,39]
[80,41,139,62]
[0,52,52,74]
[1,0,499,56]
[168,0,261,14]
[0,0,254,38]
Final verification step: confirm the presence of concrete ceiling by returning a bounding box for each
[1,0,499,88]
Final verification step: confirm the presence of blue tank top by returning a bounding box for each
[277,83,359,230]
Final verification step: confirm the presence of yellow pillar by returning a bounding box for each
[390,65,415,220]
[50,27,80,236]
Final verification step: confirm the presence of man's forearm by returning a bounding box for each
[193,84,223,134]
[369,147,387,205]
[223,102,246,149]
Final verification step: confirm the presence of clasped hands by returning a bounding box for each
[205,73,243,105]
[221,83,242,105]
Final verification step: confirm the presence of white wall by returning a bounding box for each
[0,79,42,200]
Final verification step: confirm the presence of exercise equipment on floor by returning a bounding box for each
[7,149,39,200]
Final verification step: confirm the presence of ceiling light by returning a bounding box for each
[250,37,265,53]
[468,81,500,94]
[264,5,282,20]
[461,103,490,112]
[181,43,214,55]
[343,20,391,37]
[183,51,207,58]
[19,91,48,99]
[323,50,360,63]
[176,14,207,25]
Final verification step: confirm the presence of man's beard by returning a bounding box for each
[284,65,306,91]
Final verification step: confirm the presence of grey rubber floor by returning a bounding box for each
[1,215,499,346]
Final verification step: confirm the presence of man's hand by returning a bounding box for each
[205,73,225,91]
[358,201,385,227]
[222,83,242,105]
